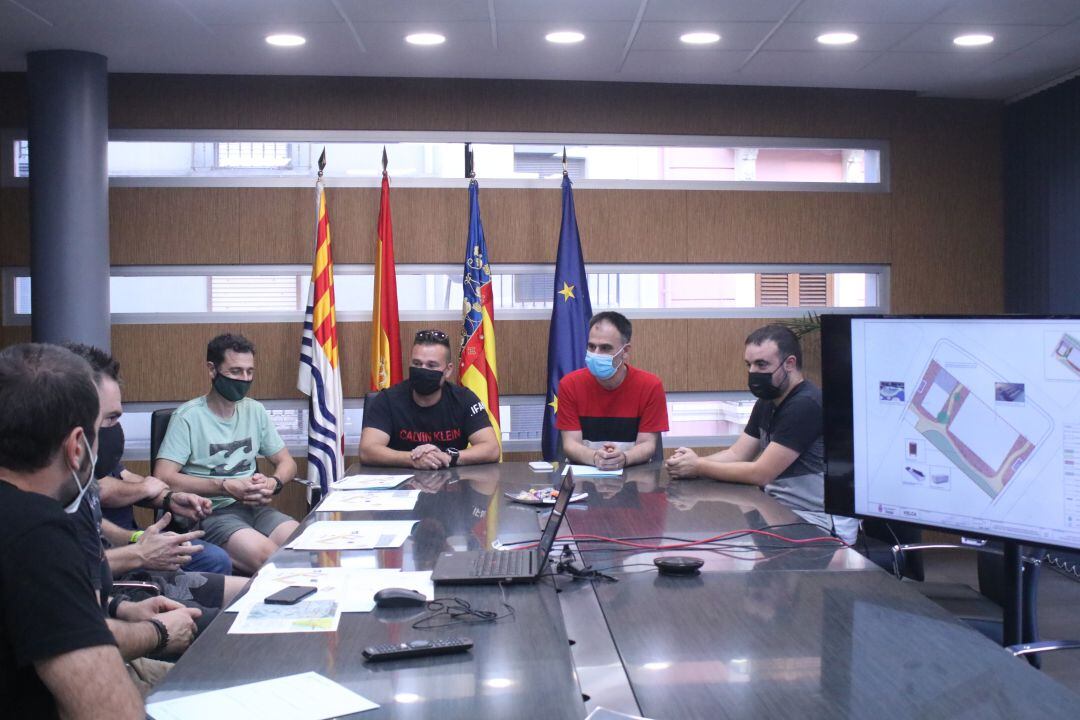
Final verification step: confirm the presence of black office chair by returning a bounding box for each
[888,540,1045,667]
[149,408,175,470]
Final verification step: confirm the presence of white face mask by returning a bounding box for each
[63,434,97,514]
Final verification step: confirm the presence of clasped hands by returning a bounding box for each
[592,443,628,471]
[409,444,452,470]
[665,447,701,478]
[222,473,276,506]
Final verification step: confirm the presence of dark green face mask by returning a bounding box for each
[213,372,252,402]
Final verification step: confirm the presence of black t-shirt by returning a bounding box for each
[743,379,824,478]
[362,381,492,452]
[71,480,112,599]
[0,481,117,719]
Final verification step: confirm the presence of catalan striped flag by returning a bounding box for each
[459,178,501,450]
[298,150,345,494]
[370,148,402,391]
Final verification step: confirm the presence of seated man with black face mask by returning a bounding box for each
[359,329,501,469]
[666,324,859,543]
[154,334,299,575]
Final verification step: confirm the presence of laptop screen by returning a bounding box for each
[536,469,576,560]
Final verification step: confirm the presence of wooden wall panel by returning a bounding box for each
[237,188,315,264]
[0,188,30,265]
[483,189,562,264]
[391,188,469,264]
[629,319,691,391]
[576,190,689,263]
[325,187,380,264]
[237,322,307,400]
[498,320,549,395]
[337,321,372,398]
[112,323,235,402]
[684,192,892,264]
[110,188,240,265]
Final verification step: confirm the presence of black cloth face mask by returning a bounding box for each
[409,366,444,396]
[748,365,789,400]
[213,372,252,402]
[94,423,125,480]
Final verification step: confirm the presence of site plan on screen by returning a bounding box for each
[851,319,1080,547]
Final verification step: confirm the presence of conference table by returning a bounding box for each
[147,462,1080,719]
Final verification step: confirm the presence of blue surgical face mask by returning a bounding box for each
[585,345,626,381]
[64,434,97,514]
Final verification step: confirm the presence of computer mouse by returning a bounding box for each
[373,587,429,608]
[654,556,704,576]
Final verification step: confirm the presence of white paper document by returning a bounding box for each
[286,520,417,550]
[227,567,433,614]
[229,597,341,634]
[562,464,624,478]
[316,489,420,512]
[146,671,378,720]
[332,473,413,490]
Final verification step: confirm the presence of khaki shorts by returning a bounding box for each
[200,502,293,546]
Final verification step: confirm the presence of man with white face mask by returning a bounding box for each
[0,343,143,719]
[557,312,669,469]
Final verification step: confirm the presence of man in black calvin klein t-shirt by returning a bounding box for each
[360,330,500,470]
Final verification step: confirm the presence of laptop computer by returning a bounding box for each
[431,468,575,584]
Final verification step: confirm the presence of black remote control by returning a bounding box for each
[362,637,474,662]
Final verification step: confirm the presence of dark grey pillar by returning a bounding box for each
[26,50,110,350]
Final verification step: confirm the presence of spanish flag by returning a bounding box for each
[370,148,402,391]
[459,178,501,450]
[298,149,345,493]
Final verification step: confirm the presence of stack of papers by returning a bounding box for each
[331,473,413,491]
[316,489,420,513]
[562,464,624,478]
[286,520,416,550]
[147,671,378,719]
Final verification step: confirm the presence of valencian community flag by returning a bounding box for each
[459,178,502,450]
[370,147,402,391]
[541,172,593,461]
[298,149,345,494]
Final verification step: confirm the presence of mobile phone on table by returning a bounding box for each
[263,585,317,605]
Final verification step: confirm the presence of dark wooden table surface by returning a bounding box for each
[148,462,1080,719]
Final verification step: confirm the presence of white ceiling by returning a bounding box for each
[2,0,1080,100]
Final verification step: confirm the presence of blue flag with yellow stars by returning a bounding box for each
[542,174,593,461]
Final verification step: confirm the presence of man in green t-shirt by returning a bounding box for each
[155,334,299,574]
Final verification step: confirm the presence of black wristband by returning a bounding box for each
[107,594,129,619]
[147,618,169,654]
[162,491,174,513]
[271,476,283,495]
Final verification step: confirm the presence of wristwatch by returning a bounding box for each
[271,476,284,495]
[446,447,460,468]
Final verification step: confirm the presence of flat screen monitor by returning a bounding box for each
[823,314,1080,552]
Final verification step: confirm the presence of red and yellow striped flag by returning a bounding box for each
[370,149,402,391]
[298,149,345,493]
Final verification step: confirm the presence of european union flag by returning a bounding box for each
[542,174,593,461]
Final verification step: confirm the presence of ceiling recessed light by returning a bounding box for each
[816,32,858,46]
[953,33,994,47]
[546,30,585,44]
[405,32,446,46]
[265,34,306,47]
[680,32,721,45]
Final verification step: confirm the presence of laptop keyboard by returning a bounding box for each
[470,550,532,577]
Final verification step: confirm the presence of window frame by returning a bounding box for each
[3,128,890,192]
[2,263,891,326]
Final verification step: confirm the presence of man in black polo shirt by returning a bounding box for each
[0,343,143,719]
[360,329,500,469]
[666,324,859,542]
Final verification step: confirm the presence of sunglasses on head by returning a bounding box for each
[415,329,450,346]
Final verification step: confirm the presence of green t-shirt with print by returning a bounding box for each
[157,396,286,510]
